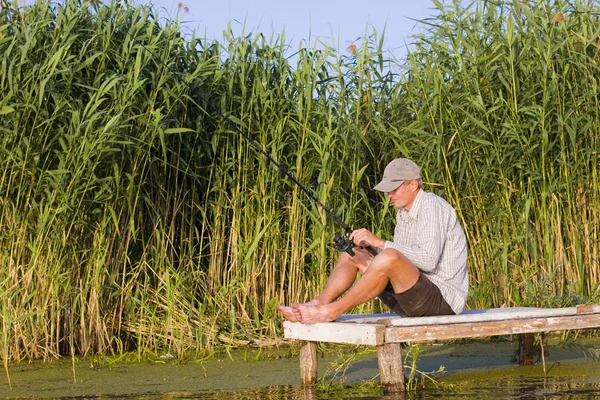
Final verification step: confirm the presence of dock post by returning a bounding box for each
[377,342,405,393]
[518,333,534,365]
[300,341,318,384]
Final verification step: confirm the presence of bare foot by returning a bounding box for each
[305,298,324,306]
[277,305,299,322]
[292,303,340,324]
[279,299,329,323]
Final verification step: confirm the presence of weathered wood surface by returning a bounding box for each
[385,313,600,343]
[335,313,398,324]
[284,306,600,344]
[300,341,318,384]
[377,343,405,393]
[335,305,600,326]
[283,321,385,346]
[519,333,535,366]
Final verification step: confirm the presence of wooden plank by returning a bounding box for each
[334,306,600,327]
[336,313,398,324]
[300,341,318,384]
[385,313,600,343]
[377,343,405,393]
[387,306,600,327]
[283,320,385,346]
[284,307,600,345]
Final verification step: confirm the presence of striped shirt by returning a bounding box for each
[383,189,469,314]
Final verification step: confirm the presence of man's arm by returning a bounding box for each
[349,228,386,250]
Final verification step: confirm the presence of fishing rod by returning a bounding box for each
[120,23,376,257]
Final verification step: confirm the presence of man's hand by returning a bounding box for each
[349,228,385,250]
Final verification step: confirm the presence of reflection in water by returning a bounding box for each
[67,378,600,400]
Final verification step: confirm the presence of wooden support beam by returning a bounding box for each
[300,341,318,385]
[518,333,534,365]
[377,342,405,393]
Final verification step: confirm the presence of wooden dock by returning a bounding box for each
[283,305,600,393]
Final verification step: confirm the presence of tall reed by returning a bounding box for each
[397,0,600,308]
[0,0,598,364]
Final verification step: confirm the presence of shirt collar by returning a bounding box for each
[398,189,424,222]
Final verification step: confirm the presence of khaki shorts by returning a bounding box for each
[377,273,455,318]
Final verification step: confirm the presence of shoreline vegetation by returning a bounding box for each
[0,0,599,371]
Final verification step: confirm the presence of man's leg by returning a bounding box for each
[310,250,373,305]
[278,250,371,322]
[292,248,419,324]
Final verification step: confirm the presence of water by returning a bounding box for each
[2,338,600,399]
[14,379,600,400]
[4,372,600,399]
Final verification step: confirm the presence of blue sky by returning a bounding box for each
[141,0,448,60]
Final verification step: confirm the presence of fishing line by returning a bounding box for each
[117,21,376,256]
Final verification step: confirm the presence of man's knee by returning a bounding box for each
[370,248,416,275]
[374,248,405,266]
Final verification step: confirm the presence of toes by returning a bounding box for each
[292,306,303,323]
[277,305,299,322]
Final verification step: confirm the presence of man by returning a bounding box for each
[278,158,468,324]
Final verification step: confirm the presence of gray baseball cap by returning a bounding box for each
[373,158,421,192]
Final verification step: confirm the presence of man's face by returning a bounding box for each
[387,180,418,210]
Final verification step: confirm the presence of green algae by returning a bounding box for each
[0,337,599,399]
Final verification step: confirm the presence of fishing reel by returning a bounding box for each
[333,233,378,257]
[333,233,357,256]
